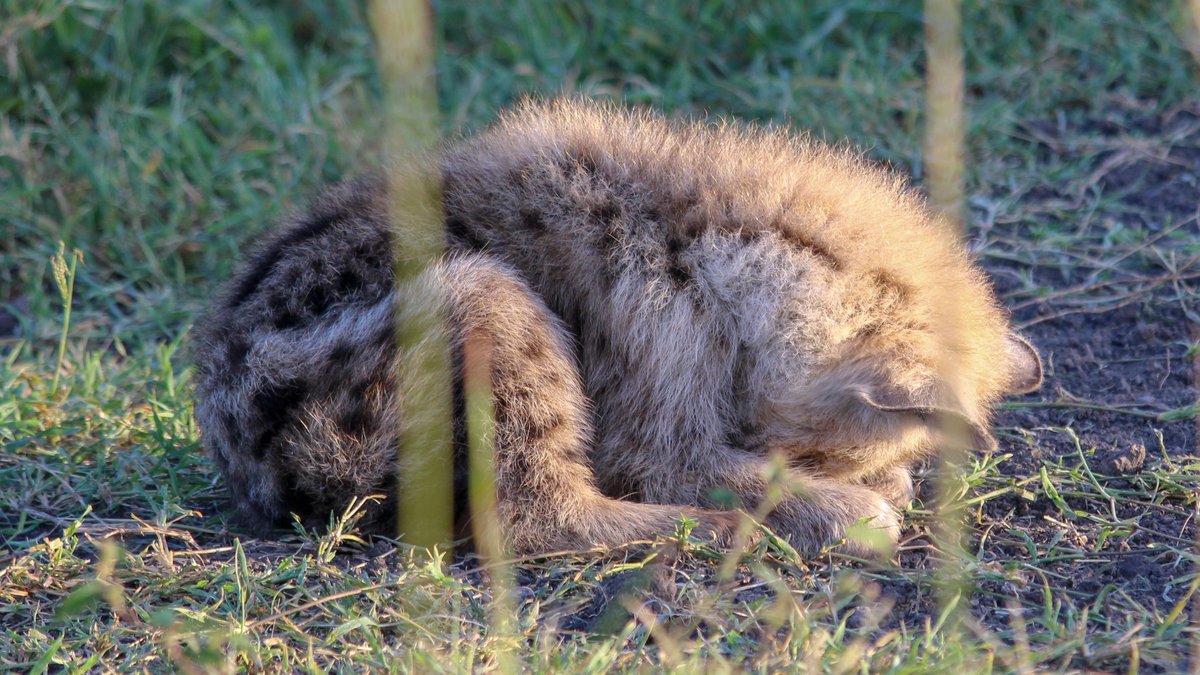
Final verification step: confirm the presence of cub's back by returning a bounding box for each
[441,99,1015,414]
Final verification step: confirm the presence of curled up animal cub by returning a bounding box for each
[193,99,1042,557]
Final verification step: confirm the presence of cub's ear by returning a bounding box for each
[851,388,998,453]
[1003,332,1042,395]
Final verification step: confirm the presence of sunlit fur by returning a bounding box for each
[193,98,1040,556]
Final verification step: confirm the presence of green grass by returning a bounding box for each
[2,0,1198,671]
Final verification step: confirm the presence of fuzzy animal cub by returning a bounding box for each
[193,99,1041,556]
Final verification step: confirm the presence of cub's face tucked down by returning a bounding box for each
[193,99,1041,556]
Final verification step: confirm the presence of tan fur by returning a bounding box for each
[193,98,1040,556]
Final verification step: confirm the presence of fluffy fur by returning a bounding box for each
[193,99,1041,556]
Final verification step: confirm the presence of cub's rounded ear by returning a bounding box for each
[852,388,998,453]
[1004,332,1042,394]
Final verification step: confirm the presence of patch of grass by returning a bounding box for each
[2,0,1197,671]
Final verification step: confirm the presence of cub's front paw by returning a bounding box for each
[684,509,746,548]
[765,482,901,559]
[862,466,916,511]
[836,489,902,559]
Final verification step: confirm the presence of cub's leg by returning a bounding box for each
[638,451,901,558]
[724,460,902,558]
[859,465,916,511]
[440,254,738,554]
[767,481,901,558]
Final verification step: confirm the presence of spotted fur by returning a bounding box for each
[193,99,1040,556]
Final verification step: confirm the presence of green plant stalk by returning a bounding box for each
[368,0,455,552]
[1191,313,1200,670]
[998,399,1198,422]
[50,242,82,397]
[464,334,519,675]
[925,0,972,643]
[924,0,965,231]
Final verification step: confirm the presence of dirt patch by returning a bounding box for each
[995,301,1196,472]
[994,102,1198,467]
[1021,102,1200,222]
[881,103,1198,665]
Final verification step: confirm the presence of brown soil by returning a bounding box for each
[989,101,1198,488]
[880,103,1197,667]
[993,291,1195,473]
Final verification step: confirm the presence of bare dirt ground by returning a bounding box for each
[963,103,1198,646]
[997,102,1199,467]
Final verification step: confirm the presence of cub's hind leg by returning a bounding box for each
[441,254,738,554]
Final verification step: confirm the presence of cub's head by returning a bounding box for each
[755,268,1042,480]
